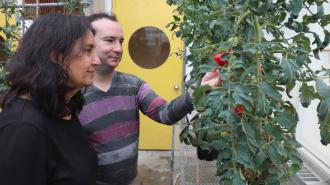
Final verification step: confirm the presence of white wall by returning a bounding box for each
[91,0,112,14]
[294,3,330,174]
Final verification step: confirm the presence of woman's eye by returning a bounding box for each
[86,48,93,54]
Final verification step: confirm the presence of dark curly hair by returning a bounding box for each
[2,13,91,118]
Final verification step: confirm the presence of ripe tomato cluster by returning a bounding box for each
[234,104,244,114]
[213,50,245,114]
[213,49,232,66]
[213,52,228,66]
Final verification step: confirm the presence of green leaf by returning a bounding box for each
[320,14,330,27]
[299,83,316,108]
[233,170,247,185]
[289,164,301,176]
[173,15,180,22]
[286,81,296,98]
[242,122,258,153]
[319,115,330,145]
[281,58,299,83]
[256,92,266,116]
[296,51,308,66]
[243,24,255,41]
[313,48,321,60]
[287,148,303,164]
[292,21,303,32]
[180,125,193,144]
[312,32,322,49]
[210,139,228,150]
[317,98,330,121]
[192,85,211,111]
[234,146,253,168]
[313,5,324,20]
[321,30,330,49]
[259,82,282,101]
[198,63,218,73]
[218,110,239,126]
[255,149,267,168]
[232,89,253,112]
[169,23,178,31]
[266,174,280,184]
[294,35,311,52]
[275,112,297,130]
[268,143,282,166]
[289,0,303,17]
[316,78,330,98]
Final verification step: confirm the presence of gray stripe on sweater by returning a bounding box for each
[94,134,138,152]
[98,141,138,166]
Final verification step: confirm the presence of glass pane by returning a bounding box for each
[128,26,170,69]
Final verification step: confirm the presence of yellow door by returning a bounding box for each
[112,0,184,150]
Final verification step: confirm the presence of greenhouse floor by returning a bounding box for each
[137,149,330,185]
[138,150,172,185]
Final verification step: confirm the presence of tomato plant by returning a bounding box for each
[167,0,330,184]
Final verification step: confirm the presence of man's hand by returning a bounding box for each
[201,70,221,87]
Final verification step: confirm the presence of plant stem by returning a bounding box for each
[253,15,262,82]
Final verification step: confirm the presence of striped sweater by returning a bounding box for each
[78,71,193,185]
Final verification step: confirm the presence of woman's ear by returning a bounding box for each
[50,50,64,64]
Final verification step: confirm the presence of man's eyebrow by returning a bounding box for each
[102,36,116,39]
[102,36,124,41]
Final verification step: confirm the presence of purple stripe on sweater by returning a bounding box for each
[137,84,152,103]
[89,120,139,144]
[79,96,137,125]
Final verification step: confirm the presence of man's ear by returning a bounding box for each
[50,50,64,64]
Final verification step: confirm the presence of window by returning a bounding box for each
[128,26,170,69]
[23,0,84,19]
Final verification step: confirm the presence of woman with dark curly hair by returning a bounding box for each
[0,13,100,185]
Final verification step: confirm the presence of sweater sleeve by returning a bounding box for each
[137,82,194,125]
[0,123,48,185]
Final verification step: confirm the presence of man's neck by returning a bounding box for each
[93,66,115,92]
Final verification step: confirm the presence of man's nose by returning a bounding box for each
[113,41,122,53]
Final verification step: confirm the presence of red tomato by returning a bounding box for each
[234,104,244,114]
[213,50,231,66]
[213,52,228,66]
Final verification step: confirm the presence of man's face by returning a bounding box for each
[92,18,124,69]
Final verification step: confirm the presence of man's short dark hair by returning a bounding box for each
[87,13,118,34]
[87,13,118,23]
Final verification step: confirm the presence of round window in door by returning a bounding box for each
[128,26,170,69]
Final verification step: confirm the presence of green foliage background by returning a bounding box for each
[167,0,330,184]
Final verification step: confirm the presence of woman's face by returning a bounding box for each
[66,31,100,90]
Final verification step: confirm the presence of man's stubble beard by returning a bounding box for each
[95,64,116,76]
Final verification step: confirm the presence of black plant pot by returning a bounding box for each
[197,147,219,161]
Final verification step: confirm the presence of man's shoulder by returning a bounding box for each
[115,71,144,84]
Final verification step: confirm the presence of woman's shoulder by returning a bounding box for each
[0,98,49,132]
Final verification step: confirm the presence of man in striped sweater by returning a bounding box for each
[78,13,220,185]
